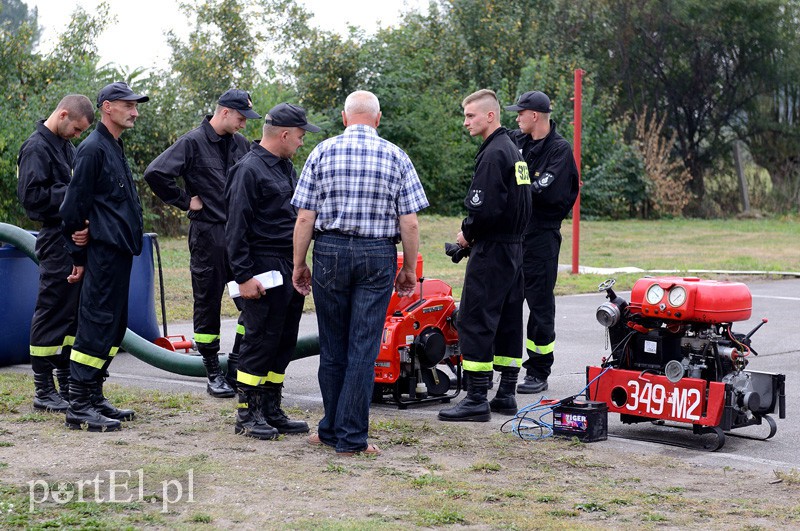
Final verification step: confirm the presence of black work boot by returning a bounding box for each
[55,367,71,402]
[201,352,235,398]
[91,375,136,421]
[438,371,492,422]
[517,374,548,394]
[490,368,520,415]
[224,349,239,391]
[65,381,121,432]
[262,385,309,434]
[33,371,70,412]
[235,387,279,440]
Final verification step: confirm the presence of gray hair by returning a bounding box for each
[344,90,380,116]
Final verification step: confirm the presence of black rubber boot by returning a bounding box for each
[33,371,69,412]
[65,381,121,432]
[201,352,235,398]
[438,371,492,422]
[55,367,71,402]
[262,386,309,434]
[91,376,136,421]
[489,368,520,415]
[224,349,239,391]
[235,387,279,440]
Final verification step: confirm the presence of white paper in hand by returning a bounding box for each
[227,270,284,298]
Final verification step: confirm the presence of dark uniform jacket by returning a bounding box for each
[225,142,297,284]
[144,116,250,224]
[17,120,75,226]
[510,121,579,232]
[461,127,532,243]
[60,122,143,265]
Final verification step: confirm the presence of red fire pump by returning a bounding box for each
[372,253,462,408]
[586,277,786,450]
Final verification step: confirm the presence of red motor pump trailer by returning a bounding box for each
[587,277,786,451]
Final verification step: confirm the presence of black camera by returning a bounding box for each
[444,242,471,263]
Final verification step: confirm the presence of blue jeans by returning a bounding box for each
[312,233,397,453]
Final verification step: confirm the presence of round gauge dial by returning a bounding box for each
[646,284,664,304]
[668,286,687,306]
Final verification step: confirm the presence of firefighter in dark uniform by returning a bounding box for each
[505,91,579,394]
[225,103,320,439]
[144,89,261,398]
[17,94,95,412]
[60,82,149,431]
[439,89,531,422]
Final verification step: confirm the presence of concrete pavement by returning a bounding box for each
[3,277,798,472]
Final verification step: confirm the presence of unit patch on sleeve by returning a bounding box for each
[468,189,484,207]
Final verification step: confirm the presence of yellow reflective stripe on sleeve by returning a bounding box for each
[235,324,245,336]
[194,333,220,345]
[109,346,119,357]
[264,372,285,384]
[63,336,76,347]
[70,349,106,369]
[515,161,531,185]
[526,339,555,355]
[236,370,264,387]
[30,345,60,357]
[493,356,521,368]
[462,360,494,372]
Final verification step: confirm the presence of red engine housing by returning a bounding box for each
[375,253,459,386]
[629,276,752,323]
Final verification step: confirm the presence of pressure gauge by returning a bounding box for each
[645,284,664,304]
[668,286,687,307]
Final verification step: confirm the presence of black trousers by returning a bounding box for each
[29,226,80,373]
[522,228,562,379]
[188,220,232,354]
[70,241,132,385]
[236,255,304,387]
[457,240,524,373]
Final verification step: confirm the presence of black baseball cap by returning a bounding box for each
[265,103,321,132]
[218,89,261,119]
[96,82,149,108]
[504,91,552,113]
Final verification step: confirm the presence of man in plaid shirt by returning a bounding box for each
[292,90,428,456]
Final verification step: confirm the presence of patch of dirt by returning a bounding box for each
[1,386,799,529]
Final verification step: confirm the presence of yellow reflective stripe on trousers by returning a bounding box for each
[236,370,263,387]
[63,336,75,347]
[235,324,245,336]
[109,346,119,358]
[462,360,494,372]
[526,339,555,355]
[30,345,60,357]
[264,372,285,384]
[237,371,285,386]
[493,356,521,368]
[194,333,220,345]
[70,349,106,369]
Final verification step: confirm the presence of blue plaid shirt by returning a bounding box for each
[292,124,429,238]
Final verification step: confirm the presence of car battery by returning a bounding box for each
[552,400,608,442]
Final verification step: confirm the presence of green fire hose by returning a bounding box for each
[0,222,319,377]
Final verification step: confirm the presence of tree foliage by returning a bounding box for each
[3,0,800,230]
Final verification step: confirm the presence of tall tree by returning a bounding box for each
[588,0,784,215]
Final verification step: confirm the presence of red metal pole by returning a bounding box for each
[572,69,585,275]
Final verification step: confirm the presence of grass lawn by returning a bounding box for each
[153,215,800,322]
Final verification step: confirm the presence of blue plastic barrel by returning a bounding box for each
[0,232,160,367]
[0,241,39,366]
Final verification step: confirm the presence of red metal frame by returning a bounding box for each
[586,366,726,427]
